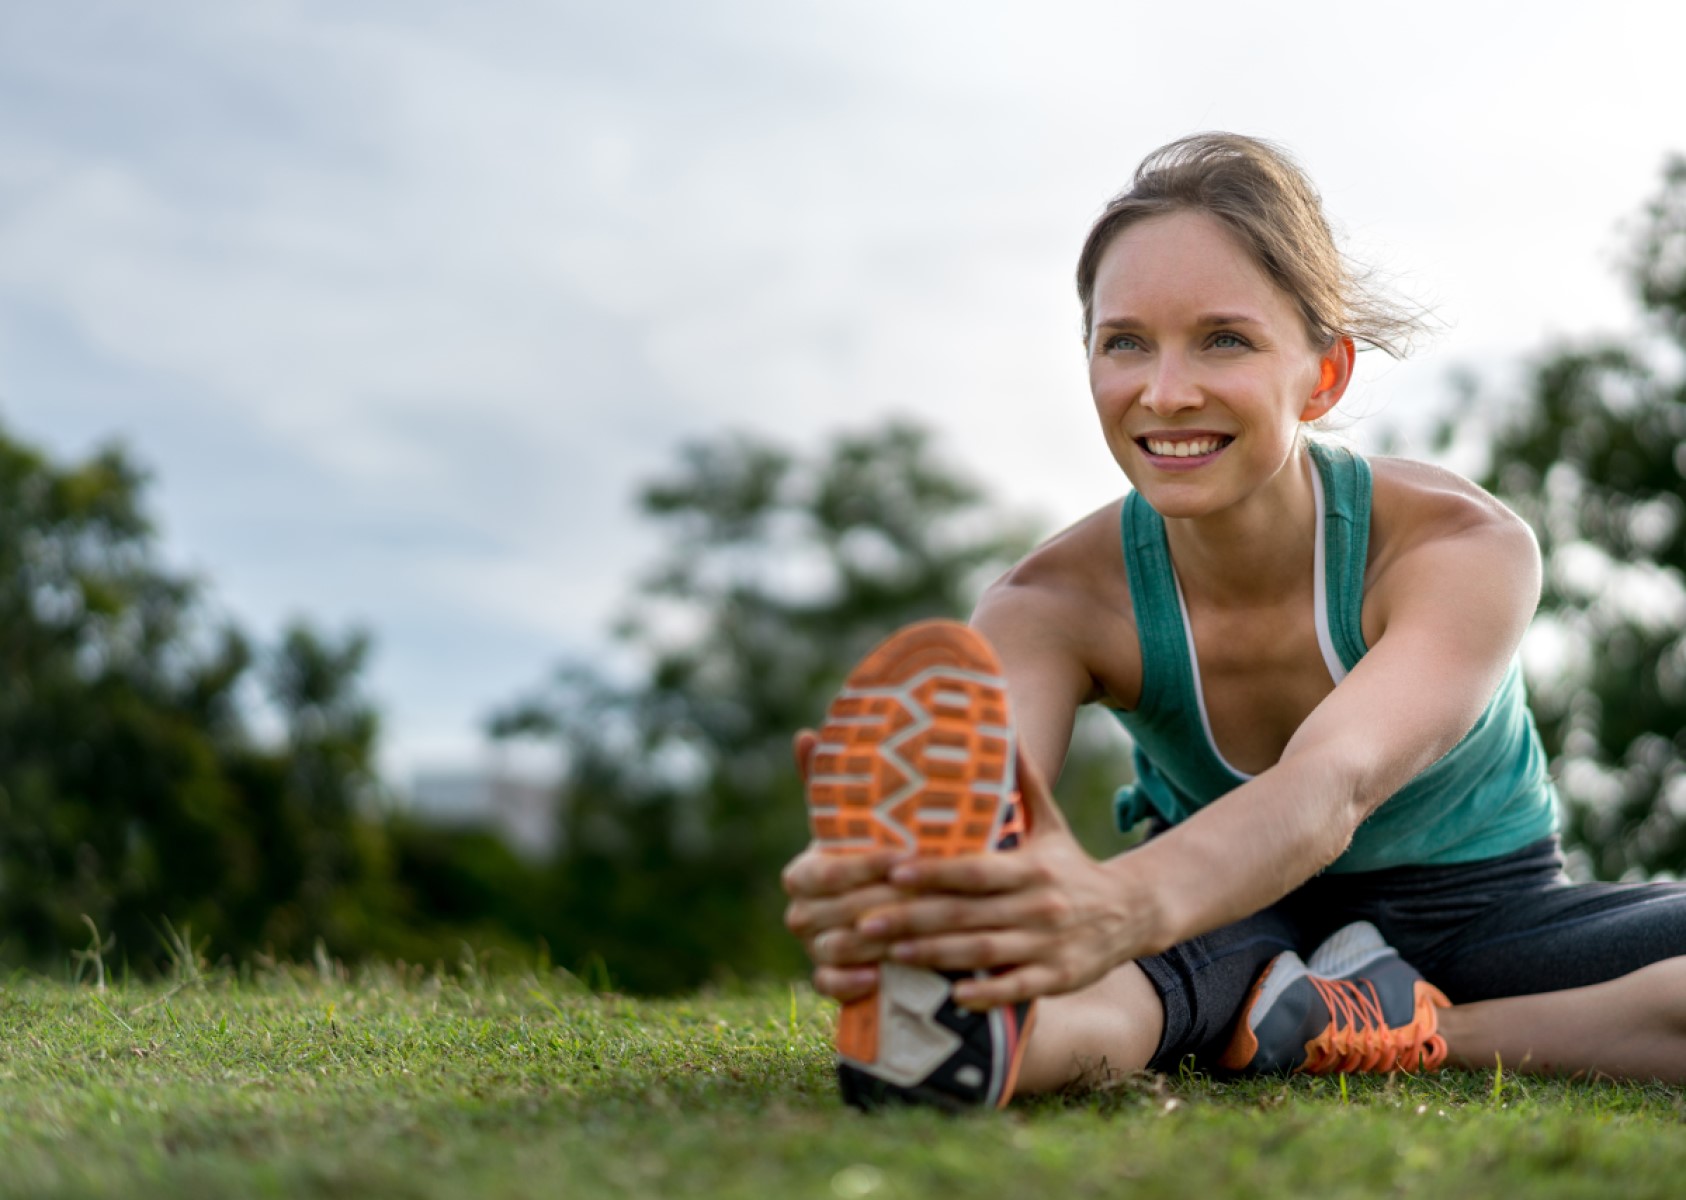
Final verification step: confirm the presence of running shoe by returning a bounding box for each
[804,619,1035,1111]
[1218,921,1450,1076]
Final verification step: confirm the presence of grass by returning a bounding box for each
[2,958,1684,1199]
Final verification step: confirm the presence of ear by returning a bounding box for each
[1299,336,1355,422]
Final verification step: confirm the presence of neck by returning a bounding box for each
[1162,443,1319,607]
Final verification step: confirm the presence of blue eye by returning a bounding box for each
[1103,333,1142,353]
[1211,331,1248,349]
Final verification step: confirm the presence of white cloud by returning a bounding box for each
[1,0,1683,769]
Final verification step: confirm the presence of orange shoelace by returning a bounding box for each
[1301,976,1449,1075]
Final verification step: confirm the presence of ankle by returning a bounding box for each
[1432,1000,1471,1057]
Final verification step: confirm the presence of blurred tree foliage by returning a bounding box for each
[0,422,400,967]
[1464,155,1686,879]
[491,422,1133,992]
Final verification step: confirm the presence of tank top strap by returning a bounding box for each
[1120,489,1197,718]
[1307,440,1372,670]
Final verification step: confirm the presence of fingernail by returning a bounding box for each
[890,942,914,961]
[890,865,917,885]
[859,916,887,936]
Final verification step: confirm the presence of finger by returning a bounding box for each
[792,728,819,781]
[884,929,1048,973]
[782,848,902,899]
[856,892,1030,941]
[813,965,879,1002]
[951,963,1070,1011]
[887,850,1043,895]
[788,882,908,939]
[807,926,893,967]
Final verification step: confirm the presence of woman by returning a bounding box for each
[783,133,1686,1111]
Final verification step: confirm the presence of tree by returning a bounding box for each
[1461,155,1686,879]
[492,421,1134,992]
[224,624,399,955]
[0,419,397,966]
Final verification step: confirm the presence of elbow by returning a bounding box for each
[1293,799,1360,880]
[1285,752,1372,871]
[1313,804,1362,872]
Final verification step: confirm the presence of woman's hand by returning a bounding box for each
[782,844,902,1001]
[850,750,1144,1010]
[780,729,907,1002]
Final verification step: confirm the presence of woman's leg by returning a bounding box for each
[1014,906,1303,1093]
[1316,839,1686,1083]
[1015,961,1165,1092]
[1438,955,1686,1083]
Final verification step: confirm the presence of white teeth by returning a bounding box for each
[1144,437,1225,458]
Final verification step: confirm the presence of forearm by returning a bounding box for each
[1099,753,1363,957]
[1102,632,1500,959]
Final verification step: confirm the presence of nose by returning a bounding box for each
[1141,354,1204,417]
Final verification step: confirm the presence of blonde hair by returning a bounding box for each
[1076,133,1427,357]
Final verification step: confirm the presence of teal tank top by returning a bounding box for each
[1110,440,1559,873]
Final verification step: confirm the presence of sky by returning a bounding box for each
[2,1,1682,781]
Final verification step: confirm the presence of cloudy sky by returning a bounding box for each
[2,1,1681,778]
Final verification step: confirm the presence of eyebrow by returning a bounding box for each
[1093,312,1265,331]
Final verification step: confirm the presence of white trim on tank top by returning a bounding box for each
[1170,463,1348,782]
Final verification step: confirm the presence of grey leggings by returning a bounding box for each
[1137,837,1686,1072]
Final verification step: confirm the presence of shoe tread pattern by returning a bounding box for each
[807,621,1015,859]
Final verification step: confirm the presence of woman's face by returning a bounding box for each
[1086,209,1343,521]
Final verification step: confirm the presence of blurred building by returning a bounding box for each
[405,768,558,857]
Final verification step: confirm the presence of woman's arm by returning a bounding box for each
[969,499,1142,786]
[791,510,1136,1002]
[874,474,1544,1009]
[1125,466,1544,951]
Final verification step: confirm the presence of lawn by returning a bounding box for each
[2,956,1683,1198]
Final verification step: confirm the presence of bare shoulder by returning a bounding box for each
[971,497,1142,710]
[1363,455,1541,639]
[1367,456,1538,562]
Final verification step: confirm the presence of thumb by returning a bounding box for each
[1015,742,1070,838]
[792,728,819,783]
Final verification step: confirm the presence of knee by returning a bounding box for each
[1656,957,1686,1027]
[1617,956,1686,1035]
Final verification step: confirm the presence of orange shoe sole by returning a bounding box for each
[805,620,1019,1085]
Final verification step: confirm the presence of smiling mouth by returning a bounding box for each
[1138,436,1233,459]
